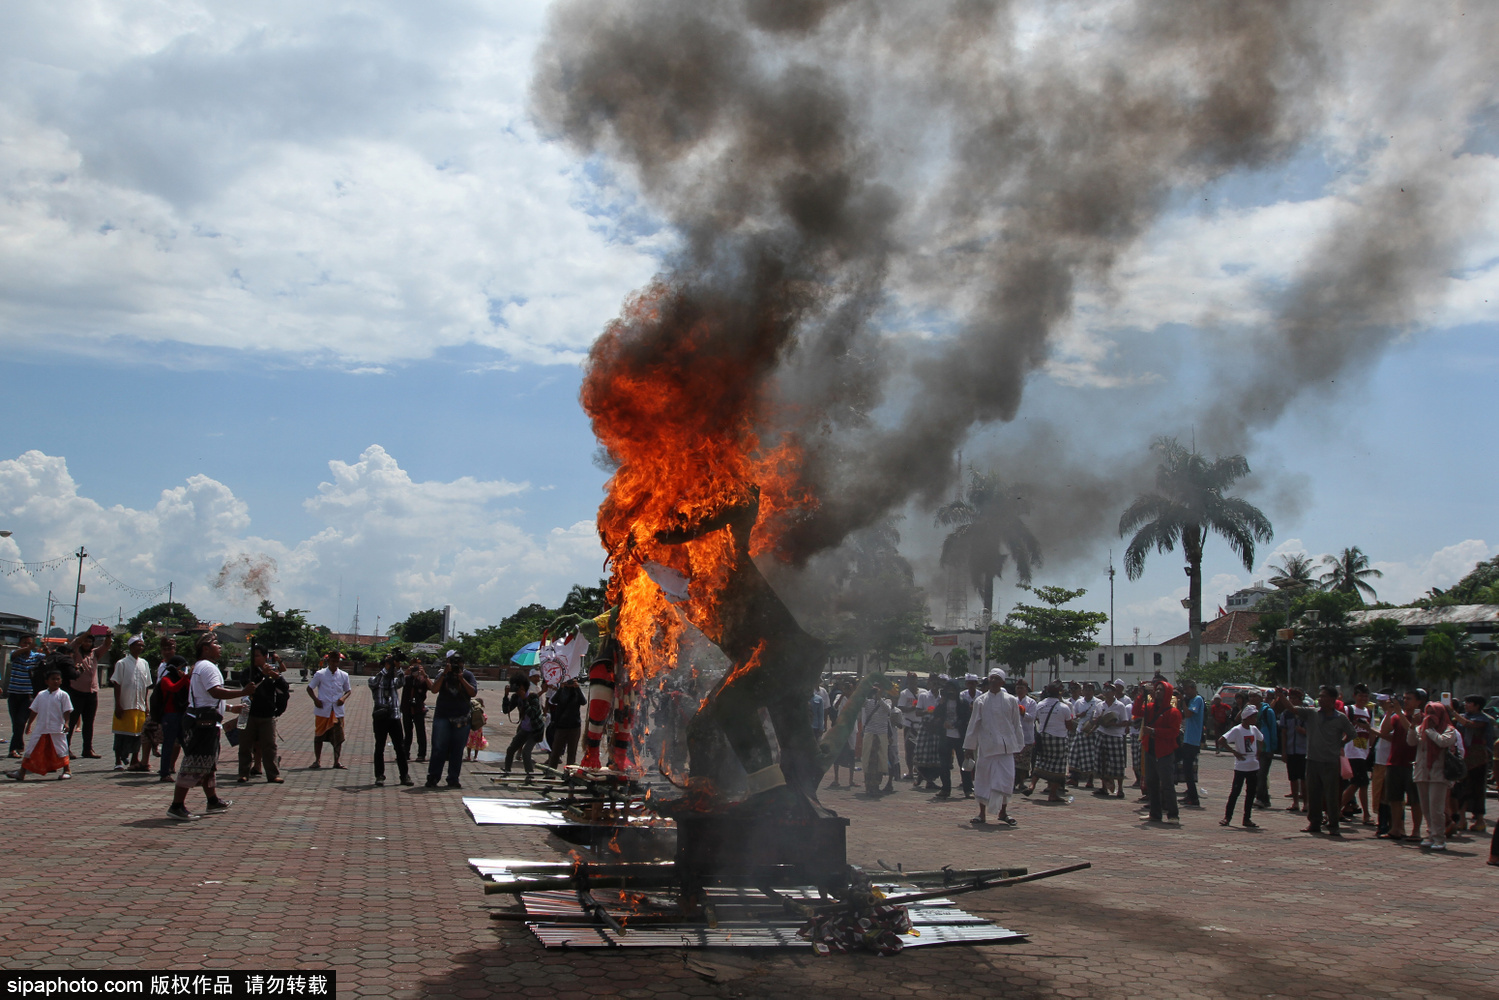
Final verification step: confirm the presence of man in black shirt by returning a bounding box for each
[238,647,288,783]
[425,652,477,789]
[544,676,586,768]
[370,654,412,787]
[401,658,430,762]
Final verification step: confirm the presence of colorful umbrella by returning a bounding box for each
[511,641,541,666]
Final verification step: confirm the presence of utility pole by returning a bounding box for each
[70,546,87,637]
[1108,549,1116,679]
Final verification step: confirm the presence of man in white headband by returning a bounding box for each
[111,635,153,771]
[962,667,1025,827]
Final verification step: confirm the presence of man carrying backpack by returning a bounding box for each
[238,646,288,784]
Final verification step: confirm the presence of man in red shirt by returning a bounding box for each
[1141,680,1182,824]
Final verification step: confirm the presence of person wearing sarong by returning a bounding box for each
[1069,683,1102,789]
[1026,682,1074,802]
[1093,685,1130,799]
[111,636,152,771]
[1129,685,1146,790]
[307,652,352,769]
[911,687,947,792]
[167,635,255,821]
[962,668,1024,826]
[8,667,72,780]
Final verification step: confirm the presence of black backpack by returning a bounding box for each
[273,678,290,718]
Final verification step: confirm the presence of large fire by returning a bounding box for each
[583,280,814,684]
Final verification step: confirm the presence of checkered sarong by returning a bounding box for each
[1097,733,1126,779]
[1033,732,1068,781]
[1069,730,1099,776]
[1130,730,1142,770]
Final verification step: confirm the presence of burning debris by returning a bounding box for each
[213,553,277,603]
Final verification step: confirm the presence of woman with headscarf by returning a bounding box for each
[1407,700,1461,851]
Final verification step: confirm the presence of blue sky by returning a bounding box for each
[1,1,1495,639]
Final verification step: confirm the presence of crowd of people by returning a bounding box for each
[820,667,1498,865]
[0,632,487,819]
[4,629,1496,865]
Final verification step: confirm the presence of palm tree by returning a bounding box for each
[1118,437,1273,667]
[1268,553,1317,591]
[1319,546,1382,601]
[935,471,1042,619]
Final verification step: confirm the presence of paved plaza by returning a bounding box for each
[2,682,1495,1000]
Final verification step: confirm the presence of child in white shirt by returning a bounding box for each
[1216,705,1264,828]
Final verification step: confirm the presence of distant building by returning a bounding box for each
[923,627,988,675]
[0,612,41,647]
[1226,582,1276,612]
[1347,605,1499,652]
[1042,611,1264,688]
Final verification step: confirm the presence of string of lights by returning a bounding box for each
[0,554,74,578]
[86,557,172,602]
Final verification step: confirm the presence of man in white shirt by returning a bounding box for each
[167,635,256,821]
[1093,685,1130,799]
[895,673,925,781]
[111,636,153,771]
[857,689,894,796]
[962,668,1025,826]
[308,651,353,769]
[1027,682,1075,802]
[1013,678,1037,795]
[1069,682,1102,789]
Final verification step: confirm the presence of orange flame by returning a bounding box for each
[584,281,816,687]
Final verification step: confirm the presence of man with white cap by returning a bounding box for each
[962,667,1025,826]
[110,635,152,771]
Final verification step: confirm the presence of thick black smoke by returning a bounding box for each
[533,0,1494,572]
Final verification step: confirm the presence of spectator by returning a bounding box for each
[237,646,287,784]
[895,673,923,782]
[933,678,964,799]
[856,684,893,797]
[7,666,73,781]
[544,675,586,768]
[157,656,189,782]
[1070,682,1101,791]
[1026,682,1074,802]
[1455,695,1493,835]
[1381,691,1423,842]
[1408,700,1460,850]
[1209,695,1231,750]
[827,679,857,789]
[1216,704,1263,828]
[1279,685,1355,837]
[307,652,352,770]
[167,635,255,821]
[1140,680,1182,824]
[503,676,545,777]
[962,667,1024,826]
[110,636,152,772]
[425,651,477,789]
[1370,692,1394,837]
[1177,680,1205,808]
[1248,689,1277,811]
[154,637,178,681]
[368,654,412,787]
[1094,684,1129,799]
[5,634,43,758]
[912,678,947,792]
[1341,683,1375,826]
[1280,688,1308,813]
[1009,678,1034,798]
[1129,683,1148,791]
[65,634,101,759]
[466,698,489,761]
[401,658,431,762]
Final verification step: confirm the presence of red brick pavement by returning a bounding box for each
[1,684,1495,1000]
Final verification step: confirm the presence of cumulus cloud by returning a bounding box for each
[0,446,605,631]
[0,1,664,367]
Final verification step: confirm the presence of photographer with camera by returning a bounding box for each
[401,658,430,762]
[237,646,288,784]
[369,653,413,786]
[425,651,477,789]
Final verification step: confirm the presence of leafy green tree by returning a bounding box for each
[1359,616,1413,688]
[946,646,970,676]
[989,585,1108,681]
[126,602,198,633]
[1293,590,1359,682]
[253,600,311,649]
[935,471,1042,619]
[391,608,445,644]
[1319,546,1382,602]
[1415,623,1477,688]
[1418,555,1499,607]
[1119,437,1273,667]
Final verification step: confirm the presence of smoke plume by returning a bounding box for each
[534,0,1496,569]
[213,553,277,603]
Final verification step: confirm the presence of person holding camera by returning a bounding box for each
[501,673,544,779]
[401,658,431,762]
[425,651,477,789]
[167,635,256,821]
[369,653,412,786]
[237,646,288,784]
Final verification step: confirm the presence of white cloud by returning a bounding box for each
[1369,540,1497,605]
[0,1,665,367]
[0,446,605,632]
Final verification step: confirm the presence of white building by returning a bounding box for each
[1225,582,1276,612]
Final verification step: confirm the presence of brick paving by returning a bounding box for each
[2,682,1496,999]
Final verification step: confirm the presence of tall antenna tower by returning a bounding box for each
[350,598,360,638]
[942,449,969,628]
